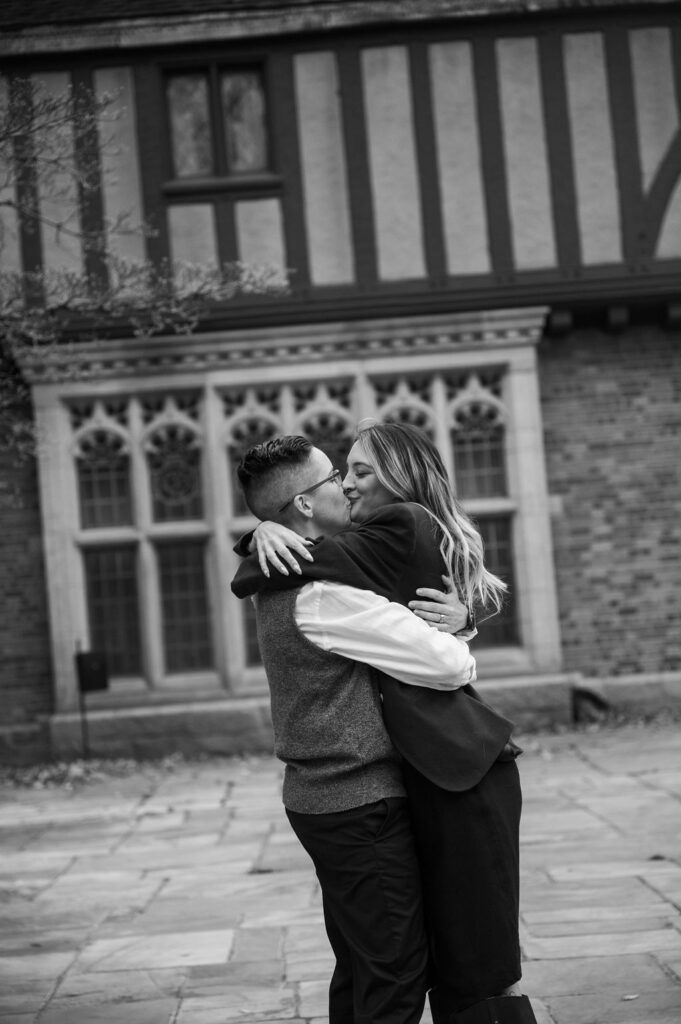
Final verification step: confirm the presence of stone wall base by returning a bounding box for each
[45,675,576,762]
[476,673,577,731]
[2,671,678,764]
[576,671,681,719]
[0,722,52,765]
[48,696,275,762]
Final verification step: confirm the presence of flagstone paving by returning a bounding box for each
[0,723,680,1023]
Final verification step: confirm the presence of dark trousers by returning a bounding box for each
[402,758,523,1018]
[286,797,429,1024]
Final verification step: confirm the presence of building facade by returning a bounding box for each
[1,0,680,759]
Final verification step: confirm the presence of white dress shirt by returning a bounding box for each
[294,581,476,690]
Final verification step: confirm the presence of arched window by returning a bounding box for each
[301,410,354,472]
[146,424,203,522]
[382,404,435,437]
[76,430,132,528]
[451,402,507,499]
[374,377,435,437]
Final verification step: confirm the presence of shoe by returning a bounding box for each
[453,995,538,1024]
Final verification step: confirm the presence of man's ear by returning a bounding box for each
[293,494,314,519]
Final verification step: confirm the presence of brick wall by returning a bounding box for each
[539,325,681,678]
[0,450,53,728]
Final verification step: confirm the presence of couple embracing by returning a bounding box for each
[231,421,537,1024]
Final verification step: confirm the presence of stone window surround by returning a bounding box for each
[28,306,561,714]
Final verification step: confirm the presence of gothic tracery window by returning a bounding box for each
[452,402,507,499]
[60,353,545,697]
[301,410,354,472]
[146,424,203,522]
[76,430,132,529]
[374,377,435,437]
[449,372,507,499]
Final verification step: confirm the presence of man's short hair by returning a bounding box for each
[237,436,313,521]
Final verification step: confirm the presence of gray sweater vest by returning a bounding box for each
[255,588,405,814]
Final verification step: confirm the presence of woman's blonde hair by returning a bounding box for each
[355,421,507,614]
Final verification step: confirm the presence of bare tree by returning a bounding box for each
[0,78,287,463]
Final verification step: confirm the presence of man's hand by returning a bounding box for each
[408,575,470,633]
[252,521,314,578]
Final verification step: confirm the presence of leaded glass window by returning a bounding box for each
[54,341,556,704]
[147,425,203,522]
[221,71,268,173]
[374,377,435,437]
[157,542,213,672]
[452,403,507,499]
[83,547,142,676]
[383,404,435,437]
[167,74,213,178]
[302,411,354,474]
[76,430,132,529]
[477,517,518,646]
[166,68,268,180]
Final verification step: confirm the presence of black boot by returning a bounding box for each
[453,995,538,1024]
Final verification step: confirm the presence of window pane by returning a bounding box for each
[167,74,213,177]
[157,542,213,672]
[302,413,353,474]
[77,431,132,528]
[221,71,268,173]
[383,406,435,439]
[148,426,203,522]
[452,406,507,499]
[83,547,142,675]
[477,516,518,646]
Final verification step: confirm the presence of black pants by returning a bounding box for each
[286,797,429,1024]
[402,758,523,1018]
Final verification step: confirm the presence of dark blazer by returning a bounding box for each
[232,502,516,791]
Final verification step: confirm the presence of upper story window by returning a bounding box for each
[166,68,269,181]
[160,63,286,283]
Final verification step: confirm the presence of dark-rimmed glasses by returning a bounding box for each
[277,469,343,514]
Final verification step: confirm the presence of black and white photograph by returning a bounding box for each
[1,2,680,1022]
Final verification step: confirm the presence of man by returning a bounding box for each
[233,436,478,1024]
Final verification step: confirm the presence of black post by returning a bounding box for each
[74,651,109,759]
[78,686,91,759]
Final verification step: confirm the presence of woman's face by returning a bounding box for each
[343,440,398,523]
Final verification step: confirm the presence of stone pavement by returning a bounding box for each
[0,722,680,1024]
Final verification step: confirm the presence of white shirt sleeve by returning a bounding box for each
[294,581,476,690]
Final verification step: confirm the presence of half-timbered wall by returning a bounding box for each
[1,12,680,310]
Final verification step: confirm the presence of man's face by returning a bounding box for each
[300,448,351,534]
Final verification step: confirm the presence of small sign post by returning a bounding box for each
[74,651,109,759]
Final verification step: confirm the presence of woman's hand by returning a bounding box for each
[408,575,470,633]
[253,521,314,578]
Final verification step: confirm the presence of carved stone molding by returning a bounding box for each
[23,307,548,384]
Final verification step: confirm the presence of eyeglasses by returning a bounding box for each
[277,469,343,514]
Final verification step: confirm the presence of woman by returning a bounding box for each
[234,422,535,1024]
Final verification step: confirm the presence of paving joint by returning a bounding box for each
[1,723,680,1023]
